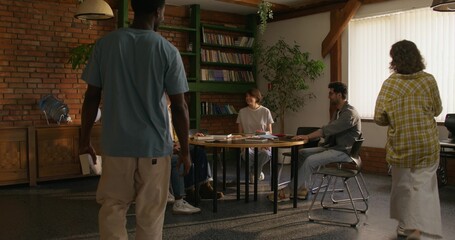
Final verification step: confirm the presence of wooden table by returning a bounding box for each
[189,137,306,214]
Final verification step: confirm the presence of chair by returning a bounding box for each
[308,137,368,227]
[277,127,321,185]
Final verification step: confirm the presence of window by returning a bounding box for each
[348,7,455,122]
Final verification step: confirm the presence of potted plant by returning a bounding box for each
[255,1,325,134]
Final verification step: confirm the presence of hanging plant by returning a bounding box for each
[257,1,273,35]
[68,43,94,70]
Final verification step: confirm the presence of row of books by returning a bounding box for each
[202,32,254,48]
[201,102,238,115]
[201,69,254,82]
[201,49,252,65]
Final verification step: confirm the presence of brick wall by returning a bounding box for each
[0,1,247,128]
[0,0,114,127]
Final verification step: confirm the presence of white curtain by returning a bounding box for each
[348,7,455,122]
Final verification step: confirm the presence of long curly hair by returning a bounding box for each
[389,40,425,74]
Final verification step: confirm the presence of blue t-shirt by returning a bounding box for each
[82,28,188,157]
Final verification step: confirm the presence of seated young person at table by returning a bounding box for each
[236,88,274,183]
[166,96,223,205]
[169,140,201,214]
[268,82,361,201]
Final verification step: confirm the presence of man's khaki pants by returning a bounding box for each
[96,156,171,240]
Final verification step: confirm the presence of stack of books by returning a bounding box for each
[194,134,233,141]
[244,137,269,143]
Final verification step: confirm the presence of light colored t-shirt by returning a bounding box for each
[82,28,188,157]
[236,106,274,133]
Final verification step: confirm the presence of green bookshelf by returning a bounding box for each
[160,5,257,130]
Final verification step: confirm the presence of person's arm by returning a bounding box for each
[293,129,322,142]
[374,83,390,126]
[79,84,101,163]
[265,123,272,133]
[430,77,443,117]
[168,93,190,175]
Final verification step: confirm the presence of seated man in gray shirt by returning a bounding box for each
[268,82,361,202]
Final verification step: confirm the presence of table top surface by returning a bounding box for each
[189,137,306,148]
[440,139,455,148]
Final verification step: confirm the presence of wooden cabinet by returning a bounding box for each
[35,125,102,182]
[0,127,29,186]
[35,126,81,180]
[0,125,102,186]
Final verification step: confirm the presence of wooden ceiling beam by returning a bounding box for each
[272,2,345,22]
[321,0,361,58]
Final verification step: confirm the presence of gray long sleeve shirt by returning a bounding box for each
[321,101,362,152]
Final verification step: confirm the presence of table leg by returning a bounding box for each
[236,148,241,200]
[292,145,298,208]
[193,146,200,206]
[213,147,218,212]
[245,148,249,203]
[272,147,278,214]
[254,147,258,201]
[223,148,226,191]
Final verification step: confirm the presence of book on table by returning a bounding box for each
[194,134,233,141]
[193,135,214,140]
[244,137,269,143]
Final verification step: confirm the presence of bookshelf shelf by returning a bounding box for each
[202,23,253,34]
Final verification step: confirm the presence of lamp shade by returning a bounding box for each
[75,0,114,20]
[431,0,455,12]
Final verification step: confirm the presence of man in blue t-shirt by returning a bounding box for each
[79,0,190,239]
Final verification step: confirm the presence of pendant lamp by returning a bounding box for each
[431,0,455,12]
[74,0,114,20]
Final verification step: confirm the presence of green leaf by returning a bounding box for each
[68,43,94,70]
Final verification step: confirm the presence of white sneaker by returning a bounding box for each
[172,199,201,215]
[249,172,265,183]
[167,191,175,204]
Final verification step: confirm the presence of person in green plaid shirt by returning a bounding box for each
[374,40,443,240]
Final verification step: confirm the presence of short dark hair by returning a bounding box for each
[389,40,425,74]
[246,88,263,103]
[131,0,165,15]
[328,82,347,99]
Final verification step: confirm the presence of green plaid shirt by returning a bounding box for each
[374,71,442,168]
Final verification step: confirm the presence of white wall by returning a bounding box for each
[260,12,332,135]
[259,0,448,148]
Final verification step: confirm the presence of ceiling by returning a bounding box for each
[166,0,348,15]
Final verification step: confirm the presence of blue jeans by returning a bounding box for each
[170,147,211,197]
[170,155,185,197]
[290,147,351,191]
[246,147,271,175]
[184,146,211,188]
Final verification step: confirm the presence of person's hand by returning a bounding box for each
[292,135,308,141]
[193,132,204,137]
[177,152,191,176]
[173,142,181,154]
[79,144,97,164]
